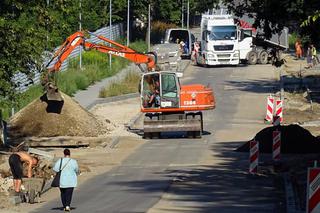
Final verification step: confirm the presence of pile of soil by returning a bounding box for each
[237,124,320,153]
[9,92,106,139]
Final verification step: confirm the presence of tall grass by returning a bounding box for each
[57,50,129,96]
[99,71,141,97]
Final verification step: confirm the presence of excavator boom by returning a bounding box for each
[44,31,156,101]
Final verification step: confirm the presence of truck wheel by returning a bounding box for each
[258,50,269,64]
[247,51,258,65]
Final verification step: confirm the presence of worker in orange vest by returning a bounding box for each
[295,39,303,59]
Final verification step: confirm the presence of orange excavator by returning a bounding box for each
[44,31,215,138]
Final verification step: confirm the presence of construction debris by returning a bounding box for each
[28,148,55,160]
[0,177,13,194]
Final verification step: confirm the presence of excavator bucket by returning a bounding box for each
[45,83,64,101]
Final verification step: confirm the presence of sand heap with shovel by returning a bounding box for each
[9,92,107,139]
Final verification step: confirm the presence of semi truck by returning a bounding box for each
[194,12,288,66]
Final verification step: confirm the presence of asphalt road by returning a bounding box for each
[31,63,282,213]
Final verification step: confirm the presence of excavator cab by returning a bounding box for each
[140,72,180,109]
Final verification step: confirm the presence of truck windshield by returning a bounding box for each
[209,26,237,40]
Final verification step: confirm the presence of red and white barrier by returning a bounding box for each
[265,95,274,122]
[307,167,320,213]
[272,131,281,161]
[275,100,283,123]
[249,140,259,174]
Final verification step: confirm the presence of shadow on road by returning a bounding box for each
[109,140,285,213]
[225,78,278,94]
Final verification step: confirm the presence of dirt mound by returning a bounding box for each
[237,124,320,153]
[9,93,106,138]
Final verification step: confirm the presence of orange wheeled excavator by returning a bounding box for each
[44,31,215,138]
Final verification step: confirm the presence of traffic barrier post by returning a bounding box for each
[275,99,283,123]
[249,139,259,174]
[272,130,281,161]
[265,95,274,123]
[307,161,320,213]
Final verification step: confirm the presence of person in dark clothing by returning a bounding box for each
[8,152,38,194]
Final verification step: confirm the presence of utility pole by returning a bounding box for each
[127,0,130,47]
[79,0,82,69]
[109,0,112,71]
[148,4,151,52]
[181,0,184,28]
[187,0,189,30]
[46,0,49,50]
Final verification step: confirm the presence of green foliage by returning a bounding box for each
[57,50,129,96]
[223,0,320,41]
[289,33,299,50]
[0,84,43,120]
[129,40,148,52]
[151,21,177,44]
[99,71,141,97]
[0,0,47,101]
[0,0,223,108]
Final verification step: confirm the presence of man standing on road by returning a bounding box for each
[8,151,38,194]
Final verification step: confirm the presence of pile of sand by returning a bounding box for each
[237,124,320,153]
[9,92,106,139]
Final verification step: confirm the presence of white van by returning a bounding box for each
[164,28,195,58]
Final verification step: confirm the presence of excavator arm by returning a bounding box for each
[46,31,156,73]
[44,31,156,101]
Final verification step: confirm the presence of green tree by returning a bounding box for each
[0,1,47,101]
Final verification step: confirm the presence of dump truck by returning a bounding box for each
[44,31,215,138]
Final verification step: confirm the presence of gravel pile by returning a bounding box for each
[237,124,320,153]
[9,92,107,139]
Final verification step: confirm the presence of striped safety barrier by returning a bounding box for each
[249,140,259,174]
[272,130,281,161]
[307,166,320,213]
[275,99,283,123]
[265,95,274,122]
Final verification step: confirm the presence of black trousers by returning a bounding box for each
[59,187,74,208]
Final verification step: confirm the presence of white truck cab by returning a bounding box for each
[196,14,253,66]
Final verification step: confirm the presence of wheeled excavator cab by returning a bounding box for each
[140,72,181,109]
